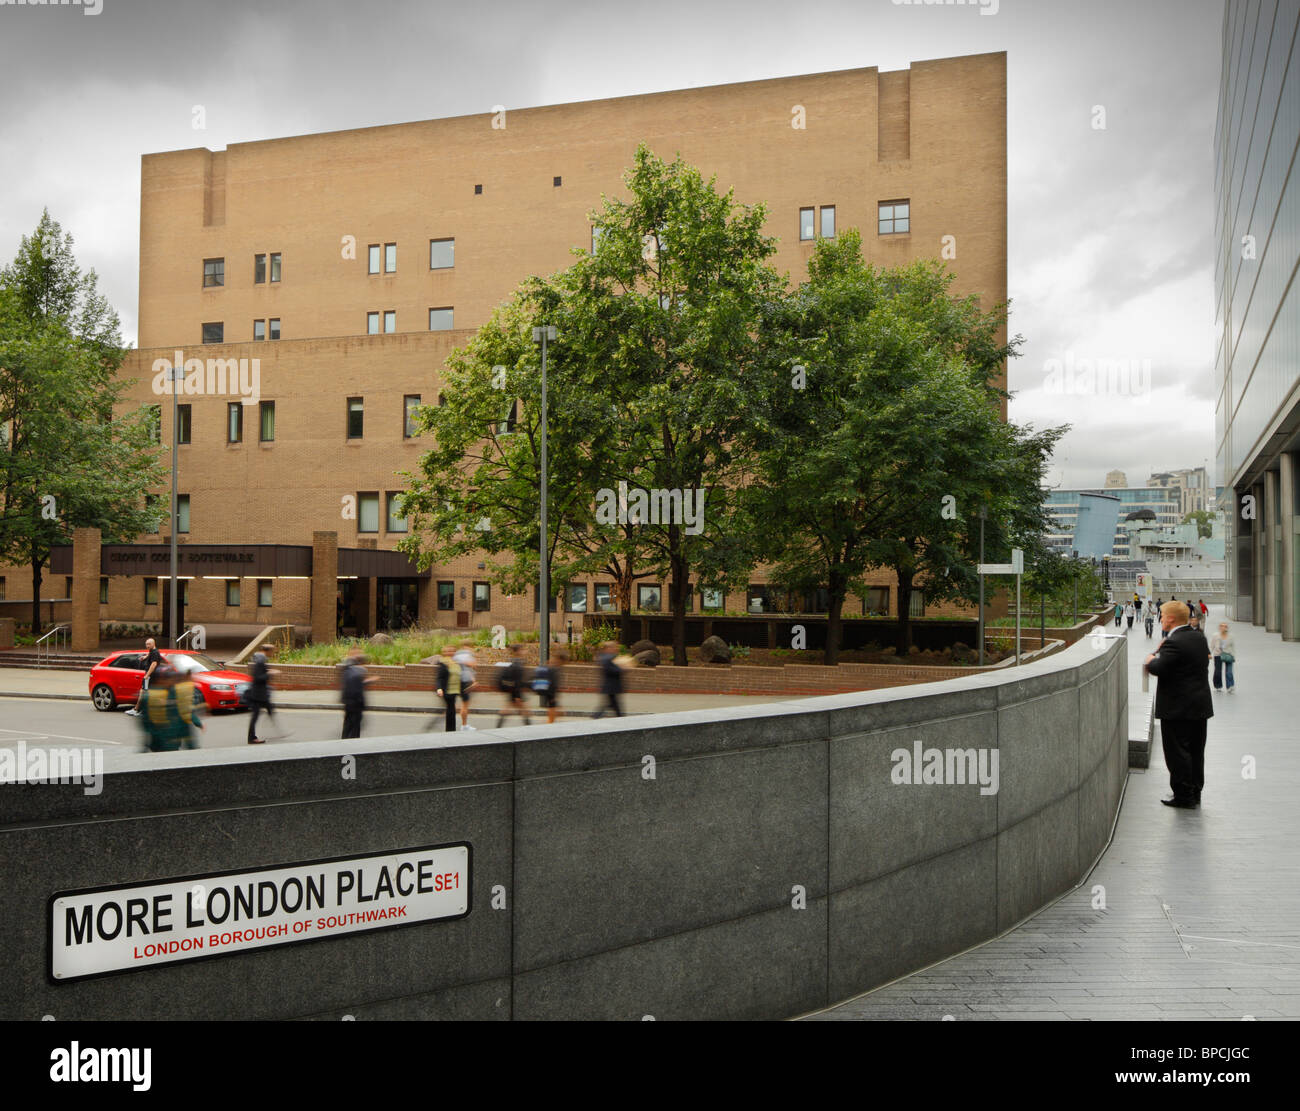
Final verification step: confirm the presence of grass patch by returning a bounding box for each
[279,627,516,667]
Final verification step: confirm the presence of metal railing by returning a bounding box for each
[34,624,70,669]
[176,626,199,649]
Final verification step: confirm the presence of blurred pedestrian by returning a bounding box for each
[1113,601,1122,628]
[140,666,204,752]
[1210,621,1236,693]
[593,641,625,719]
[340,647,374,740]
[496,643,531,727]
[533,646,567,725]
[434,644,463,733]
[1124,601,1135,631]
[453,640,478,730]
[246,643,289,744]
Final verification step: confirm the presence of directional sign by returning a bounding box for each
[978,563,1015,575]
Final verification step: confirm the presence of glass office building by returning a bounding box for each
[1214,0,1300,638]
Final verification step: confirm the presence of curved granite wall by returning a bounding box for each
[0,636,1127,1020]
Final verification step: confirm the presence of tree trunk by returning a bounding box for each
[669,552,688,667]
[896,568,914,654]
[30,552,44,638]
[614,572,634,645]
[825,569,846,666]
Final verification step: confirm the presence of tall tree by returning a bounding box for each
[0,211,165,634]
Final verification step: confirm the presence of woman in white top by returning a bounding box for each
[1209,622,1236,692]
[1124,602,1135,630]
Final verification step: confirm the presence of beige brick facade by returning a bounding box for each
[1,55,1007,638]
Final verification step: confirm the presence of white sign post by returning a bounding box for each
[976,549,1025,665]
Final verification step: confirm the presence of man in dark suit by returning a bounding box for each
[1144,600,1214,808]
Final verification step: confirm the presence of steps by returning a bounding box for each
[0,650,102,672]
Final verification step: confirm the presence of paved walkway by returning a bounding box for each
[807,606,1300,1021]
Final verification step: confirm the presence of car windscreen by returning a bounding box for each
[168,654,222,674]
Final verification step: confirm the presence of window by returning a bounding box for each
[429,238,454,270]
[747,585,771,613]
[0,576,5,600]
[677,586,694,612]
[258,580,272,607]
[702,587,724,611]
[202,322,223,344]
[347,398,364,439]
[227,402,243,443]
[908,592,925,618]
[590,226,602,254]
[802,587,829,613]
[176,494,190,534]
[474,184,482,195]
[226,580,241,607]
[820,205,836,238]
[65,576,73,599]
[799,207,815,241]
[177,404,191,445]
[863,586,890,615]
[358,492,379,533]
[383,310,395,334]
[253,319,265,341]
[403,395,421,438]
[269,318,280,340]
[473,582,491,611]
[259,401,275,442]
[145,578,159,605]
[254,254,266,283]
[878,200,910,235]
[386,492,408,533]
[99,577,108,605]
[533,585,558,612]
[384,243,396,273]
[566,583,588,612]
[638,584,662,611]
[429,307,453,331]
[594,584,615,613]
[270,253,281,282]
[202,258,224,287]
[553,175,562,187]
[367,312,379,335]
[437,581,455,610]
[368,244,380,274]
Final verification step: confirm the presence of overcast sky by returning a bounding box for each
[0,0,1224,491]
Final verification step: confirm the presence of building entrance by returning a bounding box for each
[377,578,419,632]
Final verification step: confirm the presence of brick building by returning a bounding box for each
[0,53,1008,641]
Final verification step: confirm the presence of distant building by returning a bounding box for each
[1045,484,1179,558]
[1103,470,1128,489]
[1148,467,1211,518]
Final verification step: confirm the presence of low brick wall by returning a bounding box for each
[239,640,1065,698]
[0,619,14,650]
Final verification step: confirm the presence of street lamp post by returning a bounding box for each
[532,325,556,655]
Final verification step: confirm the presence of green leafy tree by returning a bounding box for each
[1182,509,1213,539]
[0,211,166,634]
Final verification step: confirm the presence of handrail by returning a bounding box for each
[176,627,198,649]
[35,623,70,669]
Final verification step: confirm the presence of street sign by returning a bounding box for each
[1011,548,1024,574]
[977,563,1015,575]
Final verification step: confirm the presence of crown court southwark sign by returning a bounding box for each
[49,844,470,981]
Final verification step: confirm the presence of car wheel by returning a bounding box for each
[91,684,117,712]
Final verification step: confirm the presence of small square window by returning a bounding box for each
[404,395,421,438]
[176,494,190,534]
[638,584,662,611]
[368,244,380,274]
[799,208,815,241]
[474,184,483,195]
[258,580,273,607]
[145,578,159,605]
[386,491,408,533]
[864,586,890,615]
[878,200,910,235]
[259,401,275,442]
[254,254,266,283]
[269,318,280,340]
[566,584,587,612]
[177,404,191,445]
[908,591,925,618]
[702,587,724,611]
[347,398,364,439]
[430,238,454,269]
[553,176,562,187]
[383,310,395,334]
[226,580,241,607]
[203,258,224,287]
[227,402,243,444]
[473,581,490,611]
[429,307,453,331]
[437,581,455,610]
[367,312,379,335]
[594,584,615,613]
[270,252,281,282]
[253,319,265,341]
[384,243,396,273]
[202,322,223,344]
[99,577,108,605]
[820,205,835,238]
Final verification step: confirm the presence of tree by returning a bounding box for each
[1182,509,1213,539]
[0,212,165,634]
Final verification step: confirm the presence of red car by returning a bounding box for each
[88,650,251,713]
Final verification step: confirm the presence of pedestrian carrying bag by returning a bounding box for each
[531,666,552,693]
[1219,651,1234,664]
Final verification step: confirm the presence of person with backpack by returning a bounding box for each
[434,643,463,733]
[592,641,625,719]
[532,647,567,724]
[495,643,531,727]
